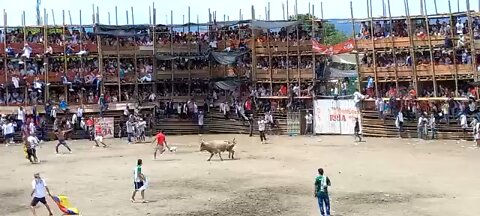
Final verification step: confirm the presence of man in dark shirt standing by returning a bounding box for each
[314,168,331,216]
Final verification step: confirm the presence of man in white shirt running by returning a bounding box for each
[30,173,53,216]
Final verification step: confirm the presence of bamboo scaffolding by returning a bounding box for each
[387,0,399,90]
[423,0,438,96]
[152,4,157,94]
[369,13,379,96]
[350,2,362,92]
[466,0,477,92]
[62,10,68,102]
[3,10,8,106]
[404,0,419,96]
[448,0,460,96]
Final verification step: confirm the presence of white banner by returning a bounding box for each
[94,117,115,138]
[313,99,361,135]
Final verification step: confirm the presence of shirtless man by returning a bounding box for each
[93,125,108,148]
[54,128,73,154]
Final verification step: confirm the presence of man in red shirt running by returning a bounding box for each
[152,130,172,160]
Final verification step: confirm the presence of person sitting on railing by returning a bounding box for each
[11,75,21,89]
[443,35,453,48]
[61,75,74,92]
[5,45,15,57]
[59,97,69,112]
[20,43,33,61]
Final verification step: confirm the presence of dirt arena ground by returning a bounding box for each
[1,134,479,216]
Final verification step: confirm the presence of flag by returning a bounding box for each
[312,39,354,55]
[51,195,80,215]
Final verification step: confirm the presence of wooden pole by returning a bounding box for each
[68,10,73,25]
[420,0,424,15]
[152,6,157,94]
[423,0,438,96]
[382,0,386,16]
[108,12,111,25]
[448,0,459,96]
[96,6,100,24]
[188,6,191,96]
[434,0,438,14]
[369,7,378,97]
[366,0,370,18]
[91,4,95,24]
[3,10,7,106]
[369,0,373,19]
[170,10,174,97]
[251,5,257,82]
[131,7,135,24]
[457,0,460,12]
[62,10,68,102]
[283,4,286,20]
[312,4,316,83]
[149,6,152,25]
[115,6,118,25]
[126,10,129,25]
[286,0,290,19]
[466,0,478,98]
[387,0,399,91]
[79,9,84,105]
[43,9,48,102]
[52,9,56,25]
[321,2,324,19]
[404,0,418,96]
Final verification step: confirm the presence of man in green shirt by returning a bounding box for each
[314,168,331,216]
[131,159,147,203]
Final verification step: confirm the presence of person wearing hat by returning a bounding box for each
[30,173,53,216]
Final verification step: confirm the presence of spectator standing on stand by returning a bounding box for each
[305,112,313,136]
[395,111,404,138]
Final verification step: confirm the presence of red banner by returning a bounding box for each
[312,39,354,55]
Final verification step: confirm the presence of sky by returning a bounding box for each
[0,0,479,26]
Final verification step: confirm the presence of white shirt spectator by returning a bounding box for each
[71,113,77,125]
[17,108,25,122]
[209,40,218,49]
[77,107,84,118]
[51,108,57,118]
[305,113,313,124]
[198,113,204,126]
[456,21,464,34]
[258,120,266,131]
[32,178,47,198]
[148,93,156,101]
[12,76,20,88]
[461,114,468,128]
[22,44,32,58]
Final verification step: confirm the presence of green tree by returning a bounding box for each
[289,13,348,45]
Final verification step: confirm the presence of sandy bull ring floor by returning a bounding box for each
[1,134,479,216]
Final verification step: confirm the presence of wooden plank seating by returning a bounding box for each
[362,110,473,140]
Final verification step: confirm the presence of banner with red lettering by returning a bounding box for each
[313,99,361,134]
[312,39,354,55]
[94,117,115,138]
